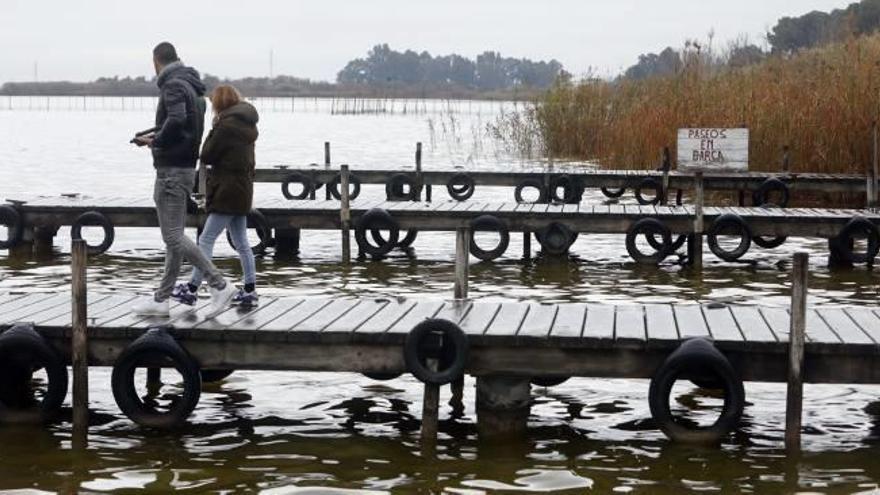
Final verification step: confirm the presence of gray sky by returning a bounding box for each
[0,0,856,83]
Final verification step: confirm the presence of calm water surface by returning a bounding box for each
[0,97,879,493]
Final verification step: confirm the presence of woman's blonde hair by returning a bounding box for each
[211,84,242,114]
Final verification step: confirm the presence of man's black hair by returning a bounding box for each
[153,42,179,66]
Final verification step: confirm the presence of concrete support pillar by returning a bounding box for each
[476,375,531,440]
[274,228,301,259]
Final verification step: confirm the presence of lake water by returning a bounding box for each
[0,96,879,493]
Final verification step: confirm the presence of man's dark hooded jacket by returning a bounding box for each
[152,62,207,168]
[200,101,259,215]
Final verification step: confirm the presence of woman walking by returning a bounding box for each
[173,84,260,307]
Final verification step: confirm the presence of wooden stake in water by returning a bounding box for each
[421,358,441,454]
[786,252,809,452]
[454,228,470,299]
[691,171,704,269]
[661,147,671,205]
[325,142,332,200]
[415,142,424,201]
[872,121,879,208]
[340,164,352,263]
[71,239,89,449]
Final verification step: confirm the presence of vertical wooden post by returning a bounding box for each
[523,232,531,259]
[421,360,440,454]
[324,142,332,200]
[872,122,879,208]
[454,227,470,299]
[415,142,424,201]
[340,164,352,263]
[691,172,704,269]
[786,252,809,452]
[661,147,671,205]
[71,239,89,450]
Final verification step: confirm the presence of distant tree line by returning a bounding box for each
[337,44,568,91]
[622,0,880,80]
[0,45,566,98]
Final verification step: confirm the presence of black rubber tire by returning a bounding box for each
[281,172,315,200]
[329,173,361,201]
[111,327,202,429]
[531,376,570,387]
[648,338,745,444]
[648,233,688,253]
[200,369,234,383]
[626,218,673,264]
[833,216,880,265]
[355,208,400,258]
[601,186,626,199]
[371,229,418,250]
[0,205,24,250]
[752,178,790,208]
[404,319,469,385]
[0,324,68,424]
[71,210,115,255]
[515,178,549,204]
[226,209,273,255]
[635,178,662,206]
[363,372,403,381]
[751,204,787,249]
[469,215,510,261]
[707,214,752,262]
[446,173,476,201]
[385,173,418,201]
[549,175,581,204]
[535,222,576,256]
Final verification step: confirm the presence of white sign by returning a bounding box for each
[677,128,749,172]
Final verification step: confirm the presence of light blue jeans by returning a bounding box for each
[189,213,256,287]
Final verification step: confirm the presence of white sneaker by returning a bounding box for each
[206,283,236,319]
[132,297,170,316]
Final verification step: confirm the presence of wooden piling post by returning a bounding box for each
[324,142,332,200]
[340,164,352,263]
[421,358,441,454]
[691,171,704,268]
[661,147,671,205]
[782,145,791,173]
[872,122,879,208]
[454,227,470,299]
[415,142,424,201]
[786,252,809,452]
[71,239,89,449]
[523,232,531,259]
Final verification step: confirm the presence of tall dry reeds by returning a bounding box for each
[504,34,880,174]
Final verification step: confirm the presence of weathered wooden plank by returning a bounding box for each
[0,293,71,324]
[322,298,390,333]
[386,300,445,334]
[458,301,502,335]
[673,305,710,338]
[291,298,361,332]
[644,304,679,341]
[816,308,873,345]
[702,305,744,342]
[615,305,646,342]
[582,303,615,340]
[759,307,791,343]
[0,292,44,314]
[356,299,417,334]
[804,309,842,344]
[433,300,473,325]
[32,293,117,326]
[517,303,558,339]
[729,306,777,343]
[258,298,334,331]
[484,302,529,337]
[549,303,587,339]
[844,308,880,344]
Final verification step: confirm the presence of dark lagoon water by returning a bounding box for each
[0,96,879,493]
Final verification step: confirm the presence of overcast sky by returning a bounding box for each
[0,0,856,83]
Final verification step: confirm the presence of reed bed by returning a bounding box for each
[501,34,880,174]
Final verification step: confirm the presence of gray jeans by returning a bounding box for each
[153,167,225,301]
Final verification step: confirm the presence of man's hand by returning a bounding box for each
[133,135,154,147]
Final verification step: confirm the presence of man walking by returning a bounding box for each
[132,42,235,318]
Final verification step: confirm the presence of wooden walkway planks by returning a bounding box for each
[1,293,878,355]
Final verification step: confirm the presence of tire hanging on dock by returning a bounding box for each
[626,218,673,264]
[281,172,315,200]
[371,229,418,250]
[530,376,570,387]
[600,186,627,199]
[549,175,582,204]
[0,324,68,424]
[707,214,753,262]
[535,222,577,256]
[635,178,662,206]
[752,204,788,249]
[514,178,549,204]
[752,178,790,208]
[70,210,115,255]
[0,205,24,250]
[828,216,880,266]
[385,173,419,201]
[329,172,361,201]
[111,327,202,429]
[446,173,476,201]
[355,208,400,259]
[226,208,273,255]
[469,215,510,262]
[648,337,745,444]
[404,319,469,385]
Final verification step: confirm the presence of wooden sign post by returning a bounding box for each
[678,128,749,268]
